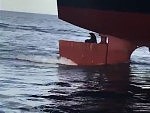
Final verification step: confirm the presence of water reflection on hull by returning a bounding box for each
[33,64,135,113]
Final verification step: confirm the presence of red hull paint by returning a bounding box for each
[107,36,136,64]
[59,37,136,66]
[58,7,150,46]
[59,40,107,65]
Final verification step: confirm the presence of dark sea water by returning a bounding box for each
[0,10,150,113]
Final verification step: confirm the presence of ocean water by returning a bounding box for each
[0,10,150,113]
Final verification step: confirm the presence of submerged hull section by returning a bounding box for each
[57,0,150,46]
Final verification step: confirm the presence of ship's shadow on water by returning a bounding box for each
[30,64,133,113]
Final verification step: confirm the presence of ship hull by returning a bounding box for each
[57,0,150,46]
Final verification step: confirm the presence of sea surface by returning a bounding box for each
[0,11,150,113]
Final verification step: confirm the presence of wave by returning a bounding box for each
[0,22,88,37]
[130,61,150,66]
[15,55,77,66]
[0,22,55,33]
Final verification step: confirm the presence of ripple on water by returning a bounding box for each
[0,11,150,113]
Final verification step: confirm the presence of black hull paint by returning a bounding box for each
[58,0,150,14]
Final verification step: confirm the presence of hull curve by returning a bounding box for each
[57,0,150,46]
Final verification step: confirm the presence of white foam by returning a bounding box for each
[58,57,77,66]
